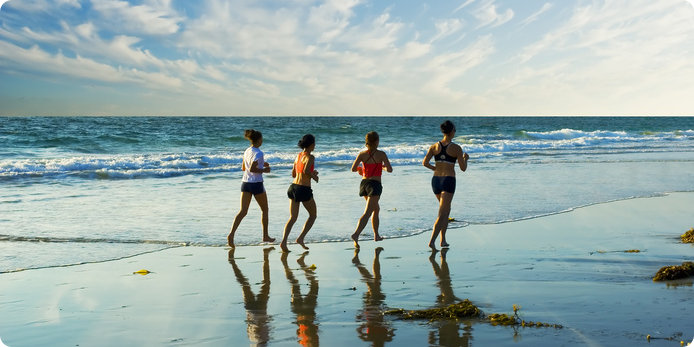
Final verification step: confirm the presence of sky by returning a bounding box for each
[0,0,693,116]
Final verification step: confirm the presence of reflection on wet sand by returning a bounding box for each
[352,247,394,346]
[228,247,275,346]
[429,249,473,346]
[282,251,319,347]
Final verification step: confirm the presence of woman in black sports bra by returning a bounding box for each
[422,120,469,250]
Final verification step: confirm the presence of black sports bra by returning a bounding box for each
[434,142,457,163]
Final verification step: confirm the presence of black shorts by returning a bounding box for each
[287,184,313,202]
[241,182,265,195]
[431,176,456,195]
[359,179,383,197]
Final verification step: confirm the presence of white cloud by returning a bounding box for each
[308,0,360,42]
[349,13,404,51]
[90,0,181,35]
[128,67,182,89]
[19,20,164,68]
[472,0,514,29]
[520,3,553,27]
[0,0,81,12]
[0,40,129,83]
[453,0,476,14]
[421,35,496,99]
[430,18,465,43]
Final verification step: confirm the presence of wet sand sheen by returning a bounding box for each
[0,192,693,346]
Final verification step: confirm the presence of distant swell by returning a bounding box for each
[1,128,692,181]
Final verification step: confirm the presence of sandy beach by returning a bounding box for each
[1,192,693,347]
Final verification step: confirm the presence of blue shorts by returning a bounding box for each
[431,176,456,195]
[287,184,313,202]
[359,179,383,197]
[241,182,265,195]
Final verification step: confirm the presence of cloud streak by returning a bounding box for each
[0,0,693,116]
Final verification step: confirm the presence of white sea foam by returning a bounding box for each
[2,128,693,180]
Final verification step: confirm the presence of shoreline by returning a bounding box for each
[1,192,693,346]
[3,190,692,275]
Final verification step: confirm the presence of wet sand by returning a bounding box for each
[1,193,693,346]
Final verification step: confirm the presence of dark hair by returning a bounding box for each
[298,134,315,149]
[440,120,456,135]
[365,131,379,150]
[244,129,262,143]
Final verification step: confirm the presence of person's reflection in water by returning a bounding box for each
[429,248,473,347]
[353,247,394,346]
[281,251,319,347]
[228,247,275,347]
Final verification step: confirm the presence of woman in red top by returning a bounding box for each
[350,131,392,248]
[281,134,319,252]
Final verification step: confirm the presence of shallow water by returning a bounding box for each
[1,116,693,272]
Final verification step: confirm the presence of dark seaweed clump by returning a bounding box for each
[681,228,694,243]
[384,300,562,329]
[653,262,694,281]
[384,299,481,320]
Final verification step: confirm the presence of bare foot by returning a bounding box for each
[374,235,384,242]
[351,233,360,248]
[227,233,235,248]
[428,241,437,251]
[296,238,309,250]
[440,242,450,248]
[262,236,276,243]
[352,249,361,264]
[280,243,290,253]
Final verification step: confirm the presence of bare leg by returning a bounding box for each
[296,199,317,250]
[352,196,380,247]
[371,197,382,241]
[228,192,253,247]
[253,192,275,243]
[281,200,300,252]
[429,192,453,250]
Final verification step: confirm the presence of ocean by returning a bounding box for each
[1,116,693,273]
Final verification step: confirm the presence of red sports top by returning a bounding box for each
[362,151,382,178]
[295,152,314,173]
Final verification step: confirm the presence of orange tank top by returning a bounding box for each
[295,152,314,173]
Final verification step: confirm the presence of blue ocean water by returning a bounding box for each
[1,116,693,272]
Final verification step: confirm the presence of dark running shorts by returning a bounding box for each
[241,182,265,195]
[359,179,383,197]
[287,183,313,202]
[431,176,456,195]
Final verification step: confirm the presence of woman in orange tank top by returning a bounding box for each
[350,131,392,248]
[281,134,319,253]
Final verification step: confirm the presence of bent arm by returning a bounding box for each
[305,155,319,182]
[422,146,436,171]
[351,153,363,172]
[383,152,393,173]
[249,160,268,173]
[457,147,469,172]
